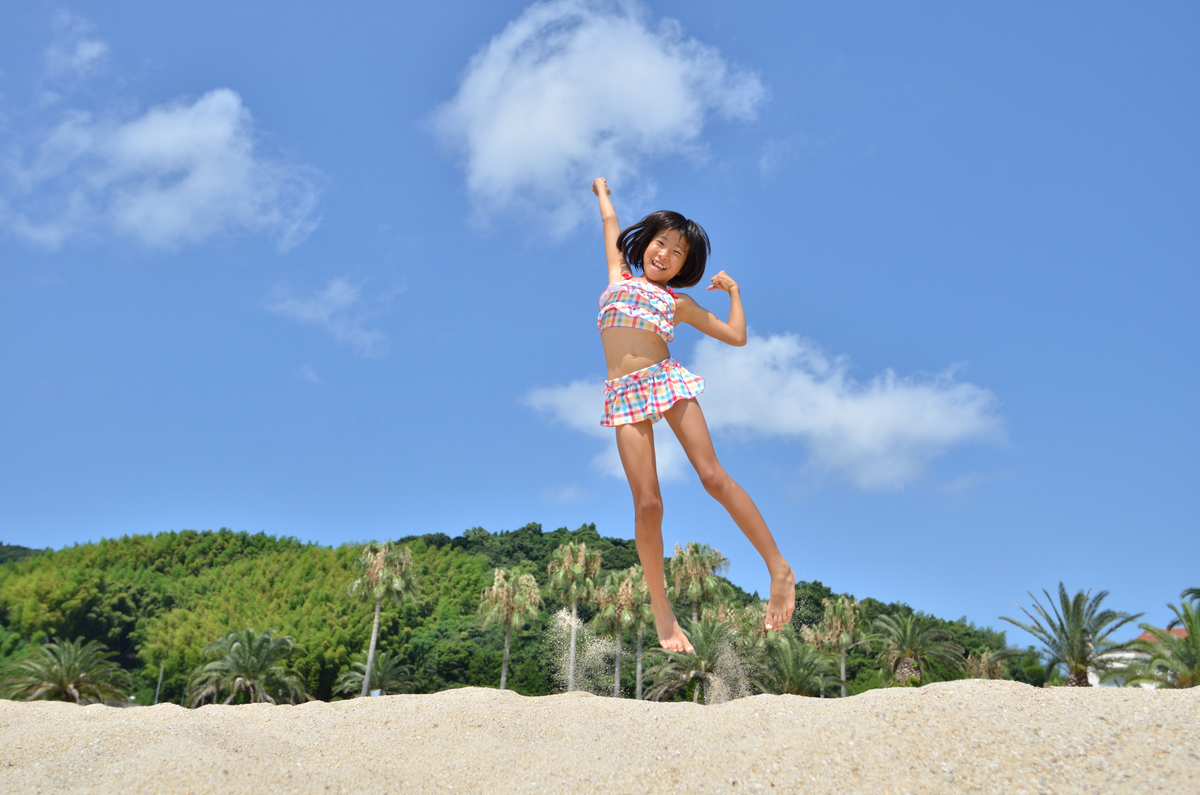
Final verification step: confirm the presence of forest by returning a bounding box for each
[0,524,1056,706]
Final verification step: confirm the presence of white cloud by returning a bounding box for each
[3,89,321,250]
[44,12,109,79]
[267,279,388,358]
[433,0,765,232]
[298,364,321,384]
[526,333,1003,491]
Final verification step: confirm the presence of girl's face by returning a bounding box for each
[642,229,689,285]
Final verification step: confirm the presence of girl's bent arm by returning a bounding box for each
[675,270,747,346]
[593,178,629,283]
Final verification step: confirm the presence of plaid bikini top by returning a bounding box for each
[597,272,678,342]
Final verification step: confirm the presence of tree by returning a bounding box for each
[872,613,964,685]
[669,542,729,622]
[546,541,602,692]
[349,542,418,698]
[645,617,736,704]
[334,650,414,696]
[1001,583,1142,687]
[593,569,642,697]
[478,568,541,690]
[801,596,865,697]
[185,628,311,705]
[1,637,132,704]
[965,648,1014,680]
[623,565,657,700]
[759,632,837,696]
[1114,601,1200,689]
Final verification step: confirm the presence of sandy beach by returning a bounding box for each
[2,680,1196,794]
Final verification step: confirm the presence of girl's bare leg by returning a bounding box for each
[664,398,796,631]
[614,420,694,654]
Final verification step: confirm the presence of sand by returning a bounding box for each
[1,680,1196,794]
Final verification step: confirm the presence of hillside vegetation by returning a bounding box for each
[0,525,1035,704]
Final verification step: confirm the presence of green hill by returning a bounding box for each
[0,525,1036,704]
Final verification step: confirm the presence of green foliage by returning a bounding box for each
[0,543,45,565]
[1001,583,1142,687]
[1,636,132,704]
[335,650,414,696]
[0,525,1038,702]
[871,613,965,685]
[186,628,311,705]
[759,630,837,696]
[1114,601,1200,689]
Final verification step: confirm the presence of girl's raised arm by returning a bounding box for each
[675,270,748,347]
[593,178,629,284]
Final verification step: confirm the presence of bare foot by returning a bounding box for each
[653,608,694,654]
[765,563,796,631]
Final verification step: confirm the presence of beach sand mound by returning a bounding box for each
[2,679,1196,793]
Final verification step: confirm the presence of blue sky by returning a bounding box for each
[1,2,1196,643]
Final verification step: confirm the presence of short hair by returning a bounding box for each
[616,211,710,289]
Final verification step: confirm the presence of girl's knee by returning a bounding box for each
[634,493,663,521]
[697,466,730,496]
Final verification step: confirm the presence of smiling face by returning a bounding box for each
[641,229,689,285]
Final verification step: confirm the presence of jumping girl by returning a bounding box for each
[592,177,795,654]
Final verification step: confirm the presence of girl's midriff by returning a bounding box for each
[601,326,671,380]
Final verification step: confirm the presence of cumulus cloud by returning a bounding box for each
[267,279,388,358]
[526,333,1003,491]
[2,88,321,250]
[44,11,109,79]
[433,0,765,232]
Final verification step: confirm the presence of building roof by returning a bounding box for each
[1134,627,1189,643]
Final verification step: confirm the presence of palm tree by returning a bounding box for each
[1180,587,1200,605]
[1114,601,1200,689]
[478,568,541,690]
[1,637,132,704]
[965,648,1015,680]
[644,617,733,704]
[334,650,414,697]
[872,613,964,685]
[623,565,657,700]
[349,541,418,698]
[1001,583,1142,687]
[801,596,865,697]
[546,541,602,692]
[593,569,647,697]
[186,628,311,706]
[669,542,729,622]
[759,632,837,696]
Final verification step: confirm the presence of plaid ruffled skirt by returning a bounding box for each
[601,358,705,427]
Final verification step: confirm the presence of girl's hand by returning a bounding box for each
[706,270,739,293]
[592,177,611,197]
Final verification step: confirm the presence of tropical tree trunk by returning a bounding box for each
[692,679,701,703]
[840,648,847,697]
[635,627,644,700]
[1066,668,1091,687]
[360,595,383,698]
[613,634,622,697]
[692,600,699,623]
[500,623,512,690]
[568,600,578,693]
[895,656,917,685]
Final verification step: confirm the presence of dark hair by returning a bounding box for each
[616,211,710,289]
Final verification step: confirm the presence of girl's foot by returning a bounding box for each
[765,563,796,631]
[654,609,694,654]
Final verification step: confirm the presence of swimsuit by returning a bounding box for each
[597,272,678,342]
[597,273,704,426]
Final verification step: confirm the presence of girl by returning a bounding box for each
[592,177,795,654]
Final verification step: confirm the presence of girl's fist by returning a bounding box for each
[707,270,738,293]
[592,177,610,197]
